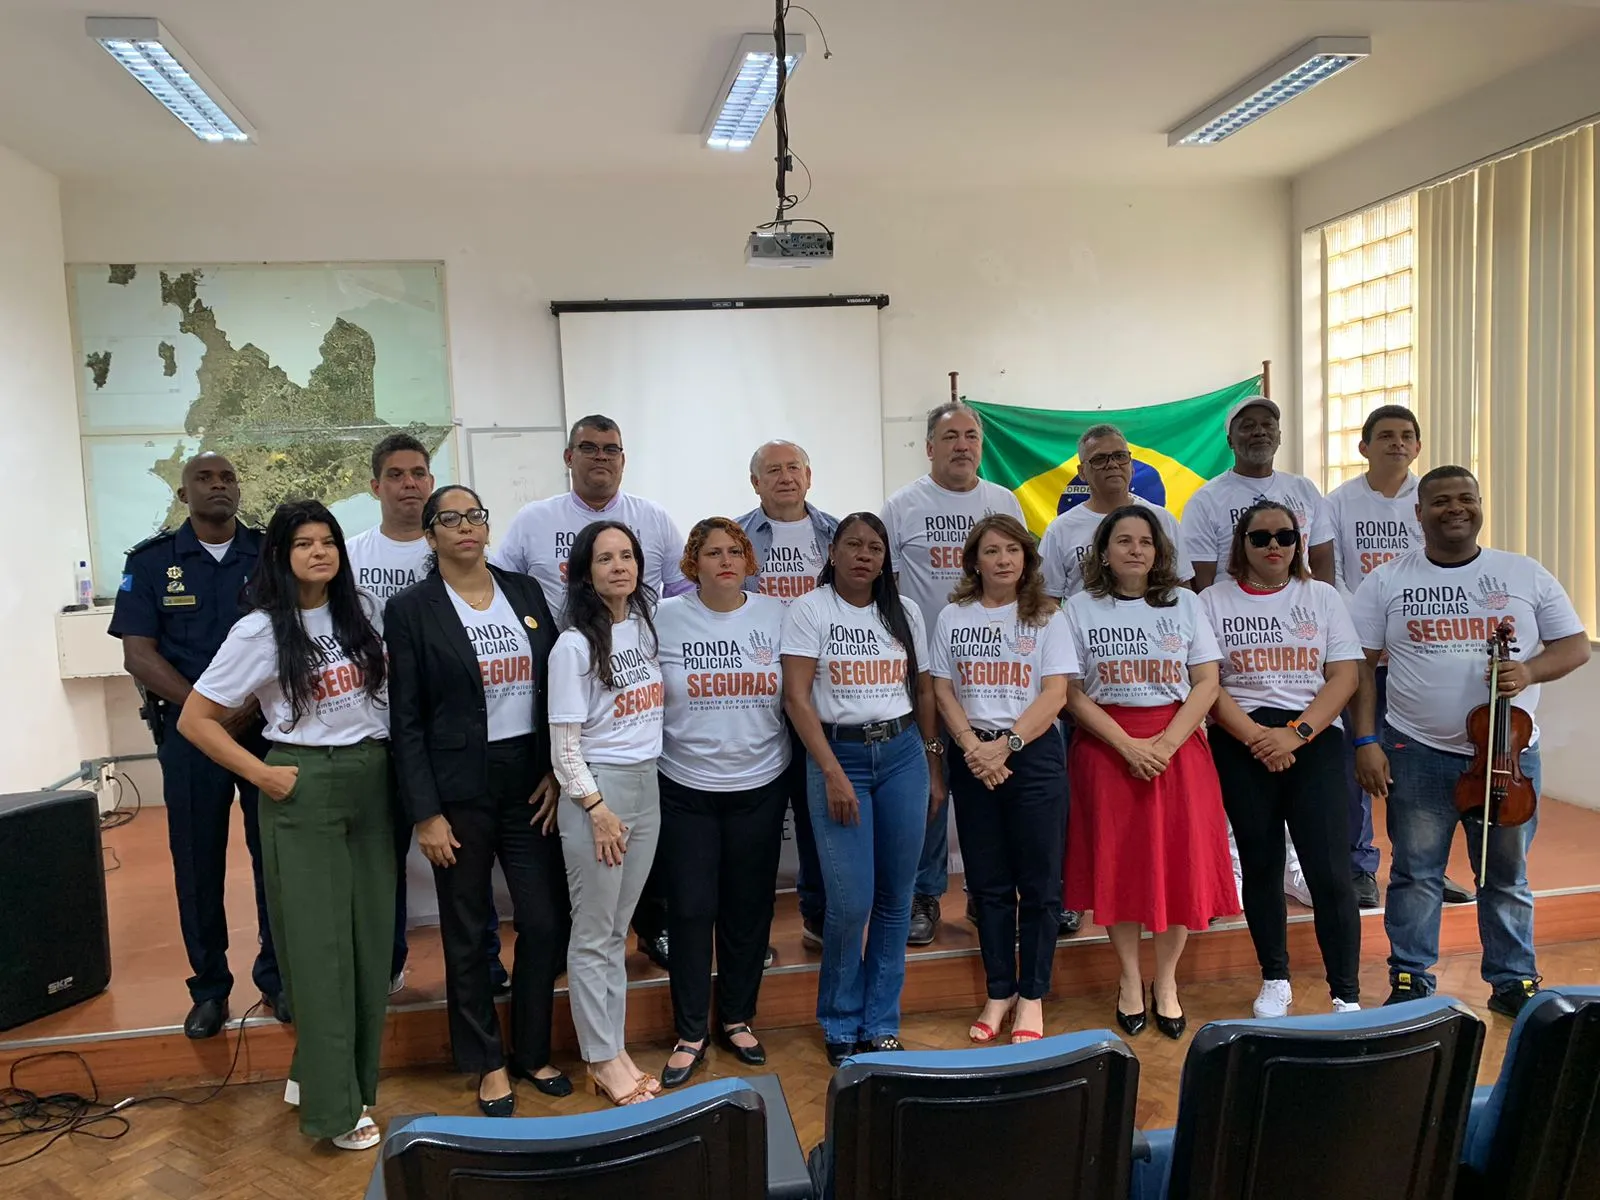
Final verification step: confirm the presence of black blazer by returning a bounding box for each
[385,565,559,824]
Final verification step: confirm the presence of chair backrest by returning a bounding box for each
[814,1030,1138,1200]
[1467,986,1600,1199]
[380,1078,768,1200]
[1165,997,1483,1200]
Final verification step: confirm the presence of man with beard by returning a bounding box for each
[1351,465,1589,1016]
[881,401,1022,945]
[1183,395,1334,591]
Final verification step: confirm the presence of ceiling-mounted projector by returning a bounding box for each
[746,228,834,267]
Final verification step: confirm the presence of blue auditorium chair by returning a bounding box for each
[364,1075,813,1200]
[808,1030,1139,1200]
[1131,997,1483,1200]
[1457,986,1600,1199]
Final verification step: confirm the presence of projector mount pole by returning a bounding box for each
[949,371,959,403]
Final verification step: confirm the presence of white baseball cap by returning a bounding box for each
[1225,394,1280,430]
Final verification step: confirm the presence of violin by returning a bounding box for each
[1455,620,1536,886]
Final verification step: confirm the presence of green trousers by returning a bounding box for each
[259,739,395,1139]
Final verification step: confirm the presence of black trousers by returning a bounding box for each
[658,772,787,1042]
[949,730,1067,1000]
[433,738,570,1075]
[157,715,280,1003]
[1211,708,1362,1002]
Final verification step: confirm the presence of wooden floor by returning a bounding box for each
[16,793,1600,1042]
[4,939,1599,1199]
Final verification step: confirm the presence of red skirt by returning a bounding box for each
[1064,703,1239,932]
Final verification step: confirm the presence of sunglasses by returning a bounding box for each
[1245,529,1299,549]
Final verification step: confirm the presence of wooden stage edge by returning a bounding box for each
[7,886,1600,1096]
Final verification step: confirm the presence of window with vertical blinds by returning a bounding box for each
[1322,197,1417,488]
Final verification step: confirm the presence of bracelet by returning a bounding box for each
[1351,735,1379,748]
[581,795,604,812]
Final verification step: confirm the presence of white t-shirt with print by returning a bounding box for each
[446,582,535,742]
[1349,548,1586,755]
[1200,577,1363,724]
[490,491,686,621]
[346,527,432,603]
[656,592,789,791]
[547,614,664,765]
[881,474,1024,631]
[1182,470,1334,575]
[195,600,390,745]
[929,601,1078,731]
[780,585,929,726]
[1326,474,1423,597]
[1066,588,1221,708]
[1039,497,1194,599]
[756,516,827,607]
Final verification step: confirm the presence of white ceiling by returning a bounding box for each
[2,0,1599,187]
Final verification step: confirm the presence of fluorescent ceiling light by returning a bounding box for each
[86,16,253,143]
[1168,36,1370,147]
[703,32,806,152]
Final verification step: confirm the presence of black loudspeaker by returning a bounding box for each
[0,791,112,1032]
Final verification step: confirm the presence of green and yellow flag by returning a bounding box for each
[972,374,1262,537]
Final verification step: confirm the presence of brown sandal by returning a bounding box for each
[588,1072,651,1107]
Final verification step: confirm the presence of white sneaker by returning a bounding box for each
[1331,998,1362,1014]
[1253,979,1293,1018]
[389,970,406,996]
[1283,866,1313,907]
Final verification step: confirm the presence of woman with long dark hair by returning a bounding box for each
[548,519,665,1107]
[385,485,573,1116]
[1200,501,1364,1017]
[930,514,1076,1044]
[780,512,944,1066]
[1063,505,1236,1041]
[177,500,393,1150]
[654,518,789,1088]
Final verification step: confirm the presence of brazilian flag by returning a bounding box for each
[971,374,1263,537]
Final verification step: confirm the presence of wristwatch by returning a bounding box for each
[1288,720,1315,743]
[1005,731,1025,752]
[924,738,945,755]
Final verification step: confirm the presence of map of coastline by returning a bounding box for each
[73,263,453,567]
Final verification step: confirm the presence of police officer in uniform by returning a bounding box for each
[108,452,283,1039]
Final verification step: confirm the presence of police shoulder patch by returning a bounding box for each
[119,573,135,592]
[126,528,176,557]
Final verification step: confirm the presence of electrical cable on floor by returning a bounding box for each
[0,1000,263,1168]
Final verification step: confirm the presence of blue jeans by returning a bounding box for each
[1383,725,1540,993]
[1342,666,1386,876]
[807,726,930,1042]
[912,755,951,897]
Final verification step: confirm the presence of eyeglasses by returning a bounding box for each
[432,508,489,529]
[1087,450,1132,470]
[1245,529,1299,549]
[574,441,624,459]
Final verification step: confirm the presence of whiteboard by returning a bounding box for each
[465,427,569,547]
[555,306,884,534]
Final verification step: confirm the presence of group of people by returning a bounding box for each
[108,393,1590,1150]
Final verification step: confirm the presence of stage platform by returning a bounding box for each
[7,799,1600,1095]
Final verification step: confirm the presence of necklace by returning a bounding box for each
[452,573,495,610]
[1245,576,1290,592]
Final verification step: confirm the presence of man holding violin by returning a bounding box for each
[1350,465,1590,1016]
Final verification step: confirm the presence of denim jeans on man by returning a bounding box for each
[807,726,930,1042]
[1383,724,1540,993]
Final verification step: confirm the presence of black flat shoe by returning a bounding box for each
[856,1035,904,1053]
[477,1077,515,1117]
[640,933,671,971]
[825,1040,856,1066]
[661,1042,707,1089]
[716,1023,766,1066]
[183,998,228,1040]
[508,1063,573,1097]
[1152,987,1186,1040]
[265,991,292,1025]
